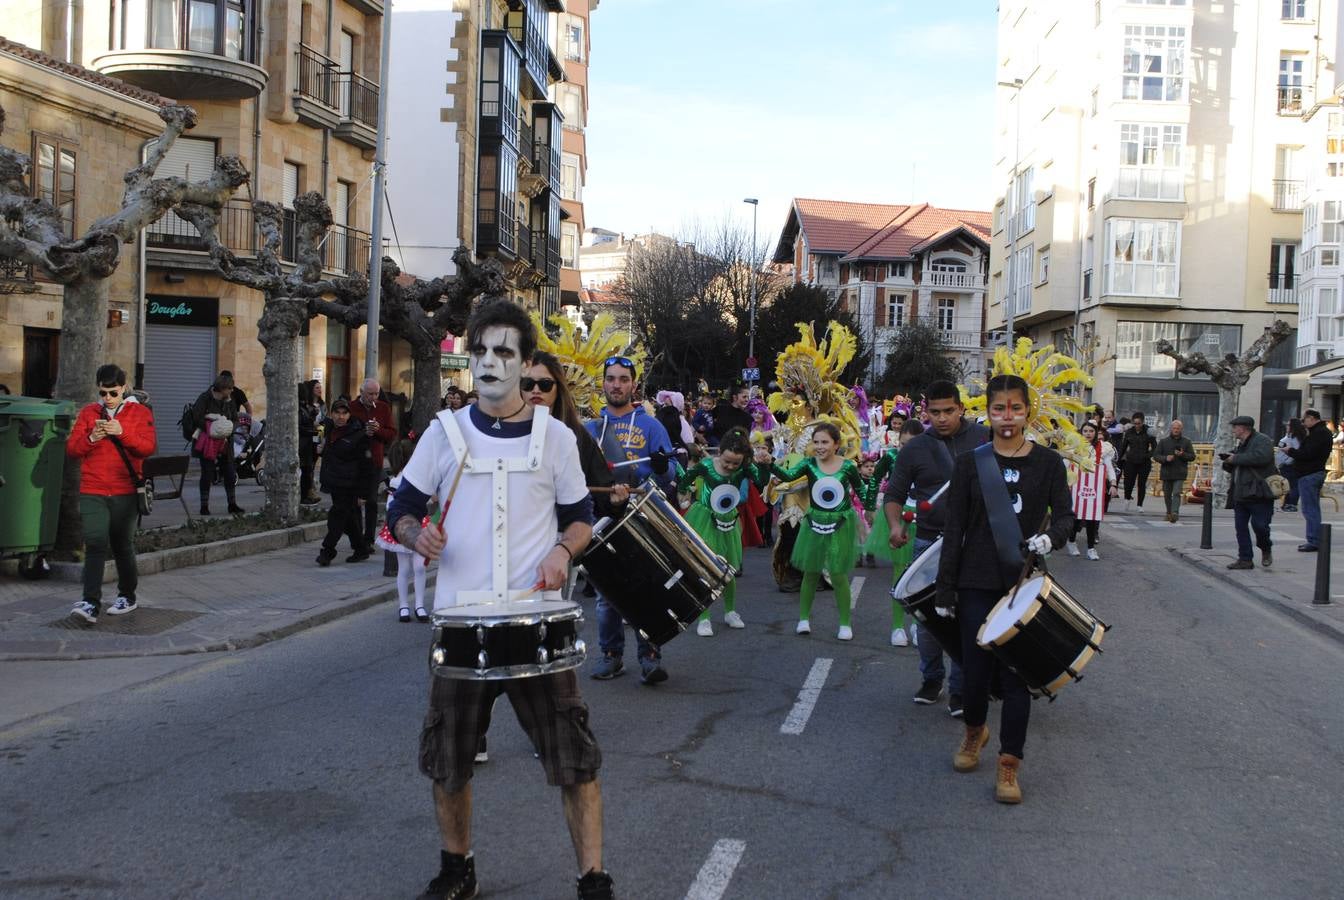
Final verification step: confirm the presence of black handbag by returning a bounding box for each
[108,434,153,516]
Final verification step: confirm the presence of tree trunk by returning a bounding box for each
[411,344,443,438]
[53,276,110,553]
[1212,385,1239,506]
[257,297,305,523]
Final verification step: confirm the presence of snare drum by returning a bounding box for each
[977,575,1108,697]
[890,536,962,664]
[577,486,733,646]
[429,599,586,680]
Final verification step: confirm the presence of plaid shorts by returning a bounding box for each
[418,670,602,793]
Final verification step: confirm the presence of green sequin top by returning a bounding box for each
[769,457,864,524]
[677,459,768,522]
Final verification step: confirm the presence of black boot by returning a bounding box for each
[225,491,244,515]
[577,869,615,900]
[419,850,477,900]
[200,499,211,516]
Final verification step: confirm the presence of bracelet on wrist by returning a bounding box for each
[554,542,573,560]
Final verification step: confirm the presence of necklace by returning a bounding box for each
[996,435,1029,457]
[491,400,529,430]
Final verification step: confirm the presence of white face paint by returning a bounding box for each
[469,325,523,406]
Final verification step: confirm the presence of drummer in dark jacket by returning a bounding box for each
[935,374,1074,805]
[882,379,990,713]
[316,398,373,565]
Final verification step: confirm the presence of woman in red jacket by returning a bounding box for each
[65,364,157,624]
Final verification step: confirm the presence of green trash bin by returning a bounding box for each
[0,396,76,554]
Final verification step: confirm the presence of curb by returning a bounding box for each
[1169,547,1343,647]
[0,573,436,662]
[0,521,327,585]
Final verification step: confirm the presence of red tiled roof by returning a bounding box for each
[841,204,991,262]
[792,198,910,254]
[0,36,171,107]
[580,287,622,306]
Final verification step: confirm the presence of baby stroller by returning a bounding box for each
[233,416,266,485]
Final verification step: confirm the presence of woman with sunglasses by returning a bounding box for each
[66,364,157,624]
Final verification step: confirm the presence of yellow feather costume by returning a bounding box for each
[531,312,648,416]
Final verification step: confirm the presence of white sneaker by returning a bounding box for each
[723,611,745,629]
[910,626,918,647]
[697,619,713,636]
[105,596,138,616]
[891,627,909,647]
[1086,548,1100,561]
[837,625,853,641]
[1066,542,1080,557]
[796,619,811,635]
[70,600,98,624]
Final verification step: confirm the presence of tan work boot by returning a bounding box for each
[995,753,1023,804]
[953,724,990,772]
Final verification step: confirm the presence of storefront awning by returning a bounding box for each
[1286,358,1344,390]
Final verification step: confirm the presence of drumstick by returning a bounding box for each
[432,456,468,529]
[587,485,648,495]
[514,579,548,601]
[1008,510,1054,609]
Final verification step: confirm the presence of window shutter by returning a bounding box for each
[283,164,299,208]
[157,137,216,181]
[333,181,350,228]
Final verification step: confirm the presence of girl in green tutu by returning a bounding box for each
[769,422,864,640]
[864,418,926,645]
[677,427,767,636]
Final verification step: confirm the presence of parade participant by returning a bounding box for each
[586,357,675,684]
[849,385,873,451]
[771,422,864,640]
[712,384,753,444]
[66,364,157,624]
[882,381,986,711]
[386,299,613,900]
[693,394,717,448]
[1153,419,1195,524]
[374,438,429,621]
[865,417,927,646]
[936,374,1074,804]
[1066,421,1118,559]
[678,427,767,635]
[854,452,880,565]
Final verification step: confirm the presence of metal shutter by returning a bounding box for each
[149,138,216,240]
[283,163,299,208]
[143,323,218,454]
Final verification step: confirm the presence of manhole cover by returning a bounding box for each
[47,607,203,636]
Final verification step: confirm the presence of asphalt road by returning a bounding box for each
[2,536,1342,899]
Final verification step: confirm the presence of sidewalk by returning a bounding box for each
[1103,501,1344,644]
[0,539,431,661]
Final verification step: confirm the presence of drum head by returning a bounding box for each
[892,537,941,600]
[436,599,578,624]
[981,576,1044,643]
[811,476,846,511]
[710,483,741,515]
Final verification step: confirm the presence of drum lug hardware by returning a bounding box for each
[476,625,486,645]
[574,639,586,656]
[663,570,685,590]
[477,650,489,670]
[537,648,550,665]
[538,622,548,641]
[430,646,446,668]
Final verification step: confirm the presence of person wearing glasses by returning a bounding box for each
[586,355,677,685]
[66,364,157,624]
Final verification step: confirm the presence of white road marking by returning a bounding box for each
[781,658,833,735]
[848,575,866,609]
[685,838,747,900]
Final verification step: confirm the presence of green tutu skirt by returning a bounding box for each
[686,502,743,570]
[863,508,916,576]
[791,507,859,575]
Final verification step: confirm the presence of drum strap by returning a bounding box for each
[973,444,1025,574]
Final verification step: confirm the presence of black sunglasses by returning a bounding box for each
[520,377,556,393]
[98,387,123,397]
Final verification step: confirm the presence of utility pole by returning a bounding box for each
[744,197,759,389]
[363,6,394,380]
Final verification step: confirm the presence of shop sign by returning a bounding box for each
[442,353,470,369]
[145,296,220,328]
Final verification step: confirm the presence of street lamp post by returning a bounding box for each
[744,197,759,389]
[998,77,1023,347]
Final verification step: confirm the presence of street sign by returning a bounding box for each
[742,367,760,382]
[745,356,758,368]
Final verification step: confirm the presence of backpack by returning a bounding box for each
[178,403,194,444]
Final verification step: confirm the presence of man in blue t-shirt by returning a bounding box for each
[585,356,675,685]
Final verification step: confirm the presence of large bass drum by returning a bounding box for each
[978,574,1108,698]
[890,536,962,664]
[577,485,733,646]
[429,600,586,680]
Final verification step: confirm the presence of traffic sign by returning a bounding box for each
[745,356,758,368]
[742,367,761,381]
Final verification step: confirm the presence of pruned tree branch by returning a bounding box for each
[1155,319,1293,390]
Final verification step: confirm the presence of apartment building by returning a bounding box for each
[989,0,1335,441]
[386,0,597,348]
[772,198,992,383]
[0,39,168,399]
[578,230,677,288]
[5,0,391,448]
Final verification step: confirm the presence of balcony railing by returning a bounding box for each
[296,44,337,107]
[517,224,533,262]
[1273,179,1305,211]
[924,270,985,290]
[145,201,369,275]
[1277,84,1306,115]
[1267,274,1300,304]
[337,72,379,127]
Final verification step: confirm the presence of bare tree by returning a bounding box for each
[1156,319,1293,502]
[0,103,248,549]
[313,250,507,437]
[174,192,367,522]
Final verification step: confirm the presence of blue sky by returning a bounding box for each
[583,0,999,251]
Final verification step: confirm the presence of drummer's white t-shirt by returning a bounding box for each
[401,406,587,612]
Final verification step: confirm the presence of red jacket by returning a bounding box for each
[347,396,396,469]
[66,399,157,496]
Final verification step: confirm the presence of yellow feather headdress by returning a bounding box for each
[963,337,1096,473]
[531,312,647,416]
[766,321,863,459]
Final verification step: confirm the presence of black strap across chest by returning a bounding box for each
[973,443,1024,572]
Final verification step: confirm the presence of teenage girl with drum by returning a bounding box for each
[769,422,864,640]
[677,427,768,636]
[934,374,1074,804]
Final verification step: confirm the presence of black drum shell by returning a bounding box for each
[431,607,584,679]
[980,581,1105,695]
[898,585,963,665]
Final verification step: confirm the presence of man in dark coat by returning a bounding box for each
[1118,411,1157,511]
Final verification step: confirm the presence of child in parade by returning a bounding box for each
[374,438,430,622]
[678,428,767,636]
[854,453,880,566]
[1066,420,1118,559]
[863,417,926,645]
[770,422,864,640]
